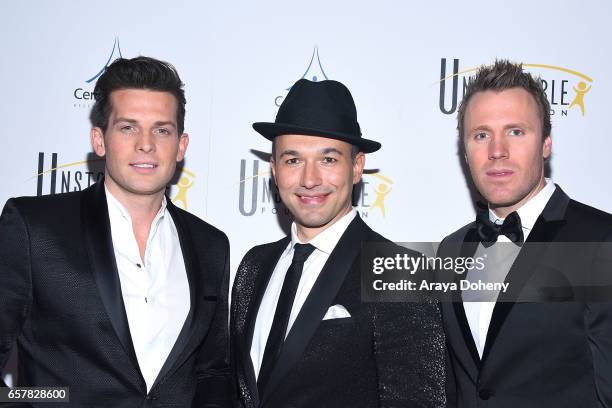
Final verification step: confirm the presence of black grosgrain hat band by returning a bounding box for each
[253,79,381,153]
[277,107,361,137]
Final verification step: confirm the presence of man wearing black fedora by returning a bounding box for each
[230,79,446,407]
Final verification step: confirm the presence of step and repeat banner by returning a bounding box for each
[1,2,610,384]
[2,0,610,277]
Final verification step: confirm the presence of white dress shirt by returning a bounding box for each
[464,179,556,357]
[250,209,357,379]
[106,187,190,391]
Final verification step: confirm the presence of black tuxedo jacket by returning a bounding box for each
[438,186,612,408]
[0,181,232,407]
[231,215,446,408]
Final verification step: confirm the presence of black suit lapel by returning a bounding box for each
[81,182,141,374]
[481,187,569,363]
[261,215,370,404]
[239,238,289,406]
[450,229,482,376]
[150,199,206,389]
[246,239,290,352]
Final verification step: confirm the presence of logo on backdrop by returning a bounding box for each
[438,58,593,118]
[34,152,195,208]
[274,46,330,109]
[170,168,196,210]
[34,152,104,195]
[73,37,123,109]
[242,47,394,219]
[237,159,393,219]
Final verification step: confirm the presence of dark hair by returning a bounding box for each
[457,60,551,142]
[90,56,186,134]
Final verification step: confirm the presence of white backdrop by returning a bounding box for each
[2,0,611,384]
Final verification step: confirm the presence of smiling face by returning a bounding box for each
[463,87,552,218]
[90,89,188,203]
[271,134,365,241]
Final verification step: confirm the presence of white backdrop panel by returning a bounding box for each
[1,0,611,384]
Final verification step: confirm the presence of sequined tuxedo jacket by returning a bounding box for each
[0,181,232,407]
[438,186,612,408]
[231,214,446,408]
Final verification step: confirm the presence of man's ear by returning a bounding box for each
[352,152,365,184]
[270,155,276,182]
[543,135,552,159]
[91,128,106,157]
[176,133,189,162]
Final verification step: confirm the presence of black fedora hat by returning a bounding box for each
[253,79,381,153]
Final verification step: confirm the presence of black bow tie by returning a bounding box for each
[476,210,524,247]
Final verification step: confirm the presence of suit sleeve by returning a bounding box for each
[585,234,612,408]
[0,199,33,389]
[373,300,447,408]
[370,243,447,408]
[194,234,233,408]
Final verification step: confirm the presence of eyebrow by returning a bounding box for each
[113,117,138,125]
[112,118,177,128]
[153,121,177,128]
[470,125,492,133]
[469,123,530,133]
[279,149,300,158]
[503,122,529,130]
[278,147,344,158]
[320,147,343,155]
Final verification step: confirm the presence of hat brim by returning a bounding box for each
[253,122,381,153]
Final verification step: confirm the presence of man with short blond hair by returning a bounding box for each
[439,60,612,408]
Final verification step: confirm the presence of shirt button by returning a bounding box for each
[479,389,492,400]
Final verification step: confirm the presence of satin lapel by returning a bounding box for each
[450,227,482,376]
[261,216,370,404]
[151,200,203,389]
[242,238,289,405]
[81,182,140,370]
[481,187,569,363]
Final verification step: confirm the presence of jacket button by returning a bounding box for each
[479,389,492,400]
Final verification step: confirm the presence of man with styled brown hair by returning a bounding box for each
[0,56,232,407]
[438,60,612,408]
